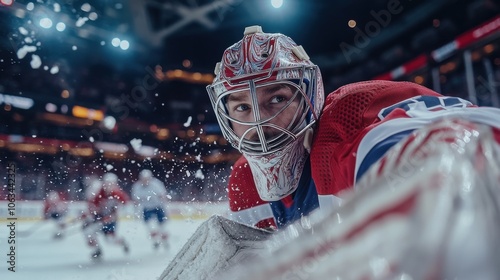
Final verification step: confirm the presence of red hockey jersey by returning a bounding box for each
[91,187,129,222]
[227,80,499,228]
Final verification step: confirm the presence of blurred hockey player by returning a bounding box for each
[82,173,130,259]
[131,169,169,249]
[43,190,68,239]
[80,176,102,256]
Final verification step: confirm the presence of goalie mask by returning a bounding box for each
[207,26,324,201]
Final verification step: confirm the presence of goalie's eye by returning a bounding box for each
[270,95,286,104]
[234,104,251,112]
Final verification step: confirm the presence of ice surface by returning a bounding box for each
[0,218,204,280]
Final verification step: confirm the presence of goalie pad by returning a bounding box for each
[158,215,272,280]
[218,118,500,280]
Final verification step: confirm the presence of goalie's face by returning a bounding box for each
[227,83,302,140]
[207,26,326,200]
[220,82,307,154]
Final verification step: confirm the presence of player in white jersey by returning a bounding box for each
[131,169,169,249]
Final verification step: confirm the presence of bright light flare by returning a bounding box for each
[45,103,57,113]
[81,3,91,12]
[56,22,66,31]
[39,18,53,29]
[110,38,131,50]
[119,40,130,50]
[89,12,98,21]
[271,0,283,8]
[103,116,116,130]
[111,38,120,47]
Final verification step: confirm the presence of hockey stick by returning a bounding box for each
[17,216,82,237]
[60,218,95,238]
[17,220,48,237]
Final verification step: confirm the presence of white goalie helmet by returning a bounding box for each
[207,26,325,201]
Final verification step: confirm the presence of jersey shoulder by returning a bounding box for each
[319,80,442,142]
[311,81,442,195]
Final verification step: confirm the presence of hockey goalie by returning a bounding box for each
[161,117,500,280]
[159,26,500,279]
[217,118,500,280]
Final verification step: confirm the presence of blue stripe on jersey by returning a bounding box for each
[269,157,319,228]
[356,130,414,182]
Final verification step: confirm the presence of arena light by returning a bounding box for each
[348,20,357,28]
[39,18,53,29]
[94,141,129,153]
[103,116,116,130]
[40,113,94,127]
[111,37,121,47]
[89,12,98,21]
[0,93,34,109]
[119,40,130,50]
[72,105,104,121]
[271,0,283,9]
[7,143,58,155]
[45,103,57,113]
[81,3,91,12]
[68,147,94,157]
[156,128,170,140]
[56,22,66,32]
[61,89,70,98]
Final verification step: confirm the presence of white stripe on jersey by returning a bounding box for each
[354,107,500,187]
[228,204,274,227]
[318,194,343,212]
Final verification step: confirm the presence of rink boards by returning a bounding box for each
[0,200,229,222]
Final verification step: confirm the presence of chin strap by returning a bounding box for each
[303,127,314,154]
